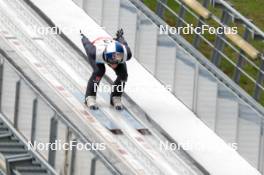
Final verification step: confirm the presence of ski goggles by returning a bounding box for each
[105,52,124,64]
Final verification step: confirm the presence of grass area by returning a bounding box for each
[142,0,264,105]
[230,0,264,31]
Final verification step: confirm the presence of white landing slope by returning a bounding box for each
[30,0,260,174]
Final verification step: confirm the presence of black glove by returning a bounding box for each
[116,28,124,39]
[80,30,84,37]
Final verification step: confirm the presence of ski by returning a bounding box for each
[74,92,123,134]
[119,108,151,135]
[88,108,123,135]
[99,91,150,135]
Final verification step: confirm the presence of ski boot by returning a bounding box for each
[111,96,123,110]
[85,96,98,110]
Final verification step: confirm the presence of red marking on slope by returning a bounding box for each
[118,149,127,155]
[56,86,64,91]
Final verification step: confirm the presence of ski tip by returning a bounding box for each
[137,129,151,135]
[110,129,123,135]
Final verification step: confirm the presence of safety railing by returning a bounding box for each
[141,0,264,105]
[124,0,264,172]
[0,49,119,175]
[0,154,7,175]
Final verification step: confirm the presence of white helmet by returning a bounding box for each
[103,41,124,64]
